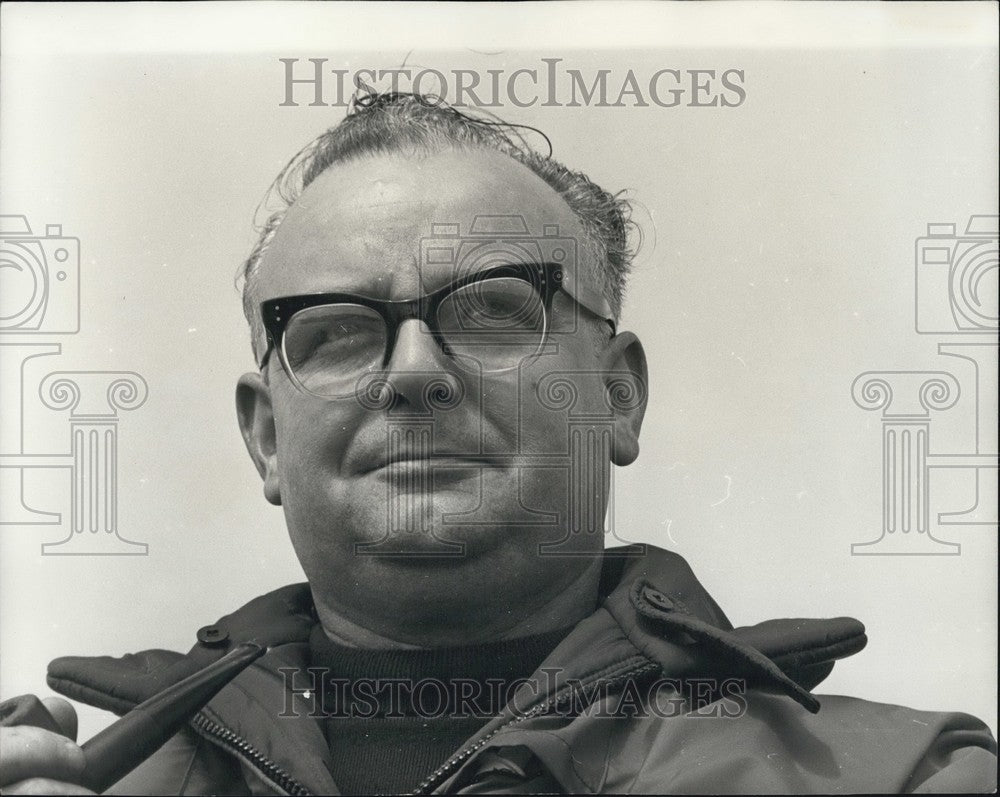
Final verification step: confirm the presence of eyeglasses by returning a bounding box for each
[259,262,612,399]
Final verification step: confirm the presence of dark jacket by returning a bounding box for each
[48,545,998,794]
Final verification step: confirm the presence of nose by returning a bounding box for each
[377,319,463,413]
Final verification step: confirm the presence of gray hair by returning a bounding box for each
[240,92,636,361]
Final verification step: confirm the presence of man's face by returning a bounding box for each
[238,148,646,643]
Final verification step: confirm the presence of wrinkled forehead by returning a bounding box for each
[257,149,597,301]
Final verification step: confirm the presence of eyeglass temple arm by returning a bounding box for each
[559,269,617,332]
[257,341,274,372]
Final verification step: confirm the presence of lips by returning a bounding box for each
[358,449,502,475]
[345,421,508,476]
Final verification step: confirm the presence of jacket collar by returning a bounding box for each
[48,544,867,795]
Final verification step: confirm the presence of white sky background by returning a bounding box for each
[1,1,997,742]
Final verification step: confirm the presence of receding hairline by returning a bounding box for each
[246,141,602,320]
[273,143,590,232]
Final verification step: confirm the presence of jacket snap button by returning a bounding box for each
[197,624,229,646]
[644,588,675,611]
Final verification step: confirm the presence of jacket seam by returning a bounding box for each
[495,660,662,792]
[439,658,659,793]
[176,733,203,796]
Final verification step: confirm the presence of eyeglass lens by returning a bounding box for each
[281,277,547,396]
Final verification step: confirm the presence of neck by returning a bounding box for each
[313,555,603,649]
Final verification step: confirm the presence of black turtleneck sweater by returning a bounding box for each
[308,624,570,795]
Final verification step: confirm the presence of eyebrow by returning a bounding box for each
[295,257,545,303]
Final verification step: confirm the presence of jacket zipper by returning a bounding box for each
[410,660,661,795]
[192,711,312,796]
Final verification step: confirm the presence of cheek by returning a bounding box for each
[272,392,360,475]
[476,362,608,457]
[471,366,569,455]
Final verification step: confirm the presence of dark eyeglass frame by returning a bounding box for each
[258,262,574,383]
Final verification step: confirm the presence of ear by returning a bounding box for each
[601,331,649,467]
[236,372,281,505]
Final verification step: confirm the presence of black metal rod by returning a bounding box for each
[78,642,266,793]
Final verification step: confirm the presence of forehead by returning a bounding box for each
[258,148,589,300]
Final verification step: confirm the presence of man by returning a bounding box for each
[1,93,996,794]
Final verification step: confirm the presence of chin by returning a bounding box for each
[350,529,469,561]
[349,521,509,564]
[348,474,520,543]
